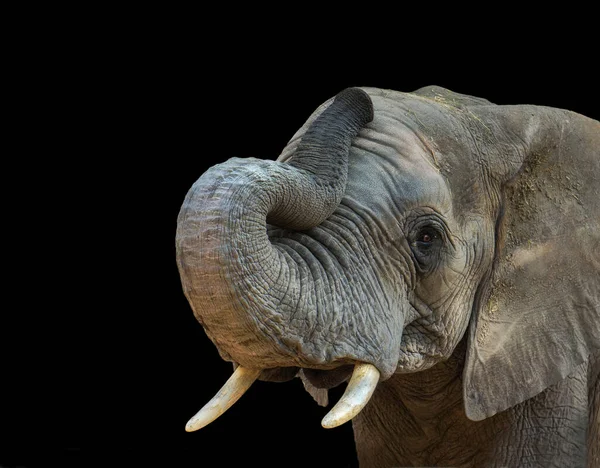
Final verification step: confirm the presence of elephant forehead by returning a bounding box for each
[347,128,452,216]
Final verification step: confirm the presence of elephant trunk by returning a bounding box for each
[175,88,374,369]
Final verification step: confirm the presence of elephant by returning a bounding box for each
[175,86,599,467]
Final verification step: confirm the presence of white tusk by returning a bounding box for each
[185,366,261,432]
[321,363,380,429]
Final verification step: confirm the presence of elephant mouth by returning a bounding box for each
[257,364,353,388]
[257,365,354,407]
[185,362,379,432]
[300,365,354,389]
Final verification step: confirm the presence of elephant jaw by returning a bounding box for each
[185,362,380,432]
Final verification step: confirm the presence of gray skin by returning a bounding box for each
[176,87,600,467]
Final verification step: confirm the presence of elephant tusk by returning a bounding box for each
[185,366,261,432]
[321,363,380,429]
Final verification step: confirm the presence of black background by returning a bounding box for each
[3,22,598,468]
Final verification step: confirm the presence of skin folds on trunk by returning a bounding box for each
[176,88,403,376]
[176,158,404,376]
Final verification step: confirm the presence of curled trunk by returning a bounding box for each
[176,88,401,376]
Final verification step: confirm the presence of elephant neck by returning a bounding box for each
[352,339,508,467]
[352,338,590,467]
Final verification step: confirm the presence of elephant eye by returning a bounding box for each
[407,217,447,273]
[415,228,439,250]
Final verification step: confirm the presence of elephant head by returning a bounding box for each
[176,87,599,430]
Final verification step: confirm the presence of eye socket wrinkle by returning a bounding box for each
[405,211,451,244]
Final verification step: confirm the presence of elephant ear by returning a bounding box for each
[463,105,600,421]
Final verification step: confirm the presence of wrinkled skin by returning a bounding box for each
[176,87,600,467]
